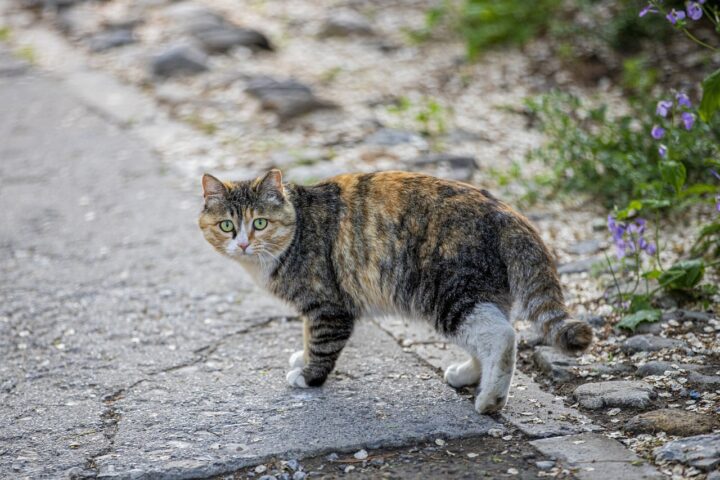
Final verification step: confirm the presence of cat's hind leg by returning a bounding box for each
[450,302,516,414]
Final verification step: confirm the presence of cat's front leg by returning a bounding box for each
[288,317,310,369]
[286,308,354,388]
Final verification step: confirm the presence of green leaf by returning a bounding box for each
[699,68,720,122]
[616,200,643,220]
[617,309,661,332]
[660,161,686,194]
[659,259,705,291]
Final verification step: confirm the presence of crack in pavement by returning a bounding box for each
[81,315,296,477]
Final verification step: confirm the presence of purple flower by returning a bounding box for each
[639,237,656,255]
[687,2,703,20]
[711,169,720,181]
[667,8,686,24]
[658,144,668,157]
[651,125,665,139]
[639,3,658,16]
[681,112,695,130]
[676,92,692,108]
[656,100,672,117]
[608,216,655,259]
[716,194,720,213]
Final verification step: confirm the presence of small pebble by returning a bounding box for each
[326,453,339,462]
[434,438,446,446]
[508,468,519,475]
[285,459,300,471]
[488,428,503,438]
[467,452,479,458]
[255,465,267,474]
[344,465,355,473]
[353,449,368,460]
[292,472,306,480]
[536,460,555,470]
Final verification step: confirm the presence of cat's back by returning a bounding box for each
[319,171,516,317]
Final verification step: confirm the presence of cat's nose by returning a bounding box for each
[239,241,249,251]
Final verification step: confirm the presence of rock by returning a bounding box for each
[320,10,373,37]
[533,346,631,382]
[578,313,605,328]
[151,45,208,78]
[364,128,423,146]
[708,471,720,480]
[193,26,272,53]
[285,459,299,471]
[325,453,339,462]
[353,449,368,460]
[688,372,720,389]
[245,76,335,121]
[163,3,272,53]
[632,321,664,335]
[533,346,577,383]
[566,239,603,256]
[535,460,555,470]
[292,472,306,480]
[636,361,701,377]
[662,309,713,323]
[625,409,717,436]
[406,153,478,181]
[87,29,135,52]
[573,381,656,410]
[621,335,685,354]
[557,256,603,275]
[654,433,720,471]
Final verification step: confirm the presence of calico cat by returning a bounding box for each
[198,169,592,413]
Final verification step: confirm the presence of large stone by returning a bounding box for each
[320,10,374,37]
[621,334,685,354]
[533,346,632,383]
[406,153,479,181]
[624,409,717,436]
[557,256,603,275]
[151,44,208,78]
[87,29,135,52]
[688,372,720,389]
[566,239,603,256]
[635,361,701,377]
[364,128,424,146]
[193,26,272,53]
[532,346,577,382]
[531,433,661,480]
[245,76,335,121]
[573,381,656,410]
[654,434,720,471]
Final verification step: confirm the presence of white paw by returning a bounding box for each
[444,359,481,388]
[474,389,508,414]
[286,367,309,388]
[288,350,305,368]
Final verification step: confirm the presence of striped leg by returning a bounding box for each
[286,309,354,388]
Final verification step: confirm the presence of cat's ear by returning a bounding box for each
[256,169,285,205]
[202,174,227,204]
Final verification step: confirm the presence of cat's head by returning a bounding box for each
[198,169,296,266]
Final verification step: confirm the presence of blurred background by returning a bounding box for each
[1,1,719,478]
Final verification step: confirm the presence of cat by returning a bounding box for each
[198,169,592,414]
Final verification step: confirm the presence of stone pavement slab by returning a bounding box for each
[531,433,662,480]
[376,316,600,438]
[0,54,498,479]
[97,320,499,479]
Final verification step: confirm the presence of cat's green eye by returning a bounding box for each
[219,220,234,233]
[253,218,268,230]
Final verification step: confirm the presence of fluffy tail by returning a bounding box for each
[498,216,593,353]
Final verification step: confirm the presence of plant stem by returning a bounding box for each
[605,252,624,310]
[681,28,719,52]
